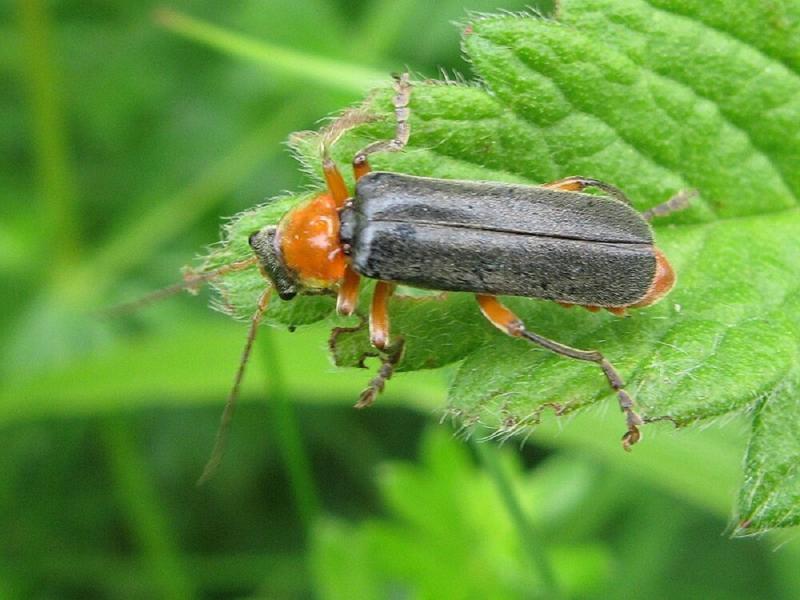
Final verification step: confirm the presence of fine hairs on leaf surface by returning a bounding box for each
[199,0,800,534]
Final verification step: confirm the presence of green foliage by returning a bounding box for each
[311,428,613,598]
[5,0,800,596]
[204,1,800,533]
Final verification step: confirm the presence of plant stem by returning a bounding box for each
[153,7,386,95]
[17,0,80,270]
[472,439,562,599]
[258,329,321,536]
[101,417,193,599]
[349,0,418,58]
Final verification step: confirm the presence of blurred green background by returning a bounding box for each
[3,0,800,598]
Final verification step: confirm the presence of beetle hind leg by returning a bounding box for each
[542,176,634,206]
[640,189,697,221]
[353,72,412,179]
[476,294,644,449]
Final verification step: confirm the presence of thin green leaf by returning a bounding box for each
[17,0,81,268]
[154,7,386,95]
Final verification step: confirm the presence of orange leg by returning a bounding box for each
[346,281,402,409]
[357,281,402,409]
[545,177,696,221]
[324,147,361,315]
[476,294,643,450]
[541,176,633,205]
[352,71,412,178]
[369,281,396,350]
[327,316,405,409]
[323,158,349,209]
[336,73,413,315]
[336,266,361,316]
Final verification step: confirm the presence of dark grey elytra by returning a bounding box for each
[339,172,658,306]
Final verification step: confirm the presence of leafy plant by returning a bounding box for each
[311,428,613,599]
[201,0,800,534]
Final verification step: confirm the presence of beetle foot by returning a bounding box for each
[621,408,644,451]
[353,338,406,410]
[621,426,641,451]
[355,385,381,409]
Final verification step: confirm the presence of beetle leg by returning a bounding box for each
[322,158,350,209]
[640,189,697,221]
[542,176,634,206]
[355,337,406,409]
[327,313,407,409]
[353,72,412,179]
[319,106,378,159]
[369,281,397,350]
[476,294,644,450]
[345,279,403,410]
[337,266,361,315]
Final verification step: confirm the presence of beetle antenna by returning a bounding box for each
[197,287,272,485]
[103,257,258,317]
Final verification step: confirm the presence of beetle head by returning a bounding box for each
[248,226,298,301]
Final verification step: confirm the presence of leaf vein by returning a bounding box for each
[476,34,720,217]
[641,0,800,77]
[586,6,800,204]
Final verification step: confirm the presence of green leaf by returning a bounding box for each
[738,369,800,534]
[310,428,614,598]
[202,1,800,532]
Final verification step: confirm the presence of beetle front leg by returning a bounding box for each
[369,281,396,350]
[337,266,361,316]
[476,294,644,449]
[355,337,405,409]
[352,72,412,179]
[322,157,350,209]
[353,281,400,408]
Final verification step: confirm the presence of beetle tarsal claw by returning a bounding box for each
[355,387,379,409]
[621,425,642,451]
[354,338,406,410]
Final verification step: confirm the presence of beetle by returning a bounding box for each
[143,73,691,482]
